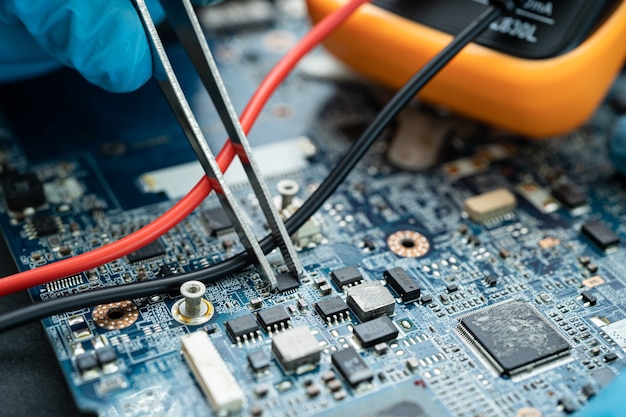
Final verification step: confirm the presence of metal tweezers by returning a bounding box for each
[133,0,302,288]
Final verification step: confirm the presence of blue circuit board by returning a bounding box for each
[1,1,626,416]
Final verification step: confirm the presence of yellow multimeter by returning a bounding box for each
[307,0,626,138]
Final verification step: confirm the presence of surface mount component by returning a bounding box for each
[581,220,620,251]
[181,331,246,413]
[1,172,46,211]
[225,314,260,344]
[315,296,350,323]
[271,326,321,374]
[346,281,395,322]
[384,267,420,302]
[458,300,570,376]
[464,188,516,223]
[331,346,373,388]
[353,316,399,348]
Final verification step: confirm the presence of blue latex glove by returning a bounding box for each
[0,0,165,93]
[610,116,626,176]
[575,371,626,416]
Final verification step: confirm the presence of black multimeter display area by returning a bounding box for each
[371,0,621,59]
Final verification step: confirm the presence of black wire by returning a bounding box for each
[0,5,503,332]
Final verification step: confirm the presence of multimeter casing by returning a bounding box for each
[306,0,626,137]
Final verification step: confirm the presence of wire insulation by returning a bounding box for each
[0,0,370,297]
[0,3,504,331]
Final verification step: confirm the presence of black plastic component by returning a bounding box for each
[248,350,271,372]
[30,214,59,237]
[275,273,300,293]
[95,346,117,365]
[384,267,420,302]
[257,306,290,332]
[581,384,596,399]
[446,284,458,293]
[315,296,350,322]
[126,239,167,263]
[363,237,376,251]
[485,275,498,286]
[353,316,399,348]
[604,352,618,363]
[1,172,45,211]
[420,294,433,304]
[581,220,620,251]
[75,352,98,373]
[552,182,587,209]
[460,301,570,376]
[330,266,363,289]
[581,291,597,306]
[558,397,578,414]
[202,207,234,237]
[371,0,620,59]
[331,346,373,387]
[226,314,260,342]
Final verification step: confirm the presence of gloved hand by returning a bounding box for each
[610,116,626,175]
[575,371,626,416]
[0,0,165,93]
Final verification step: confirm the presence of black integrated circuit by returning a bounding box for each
[353,316,399,348]
[384,267,420,302]
[581,220,620,251]
[331,346,373,387]
[29,214,59,237]
[247,350,271,372]
[552,181,587,209]
[126,239,167,263]
[201,207,234,237]
[459,300,570,376]
[315,296,350,323]
[226,314,260,343]
[330,266,363,290]
[257,306,290,333]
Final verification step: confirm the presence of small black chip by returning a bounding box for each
[257,306,290,333]
[275,273,300,293]
[202,207,234,237]
[126,239,167,263]
[581,220,620,251]
[315,296,350,323]
[330,266,363,290]
[2,172,46,211]
[30,214,59,236]
[248,350,271,372]
[331,346,373,387]
[581,291,597,306]
[353,316,399,348]
[95,346,117,365]
[226,314,260,343]
[459,300,570,376]
[384,267,420,302]
[552,182,587,209]
[75,352,98,373]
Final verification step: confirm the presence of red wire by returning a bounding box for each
[0,0,370,297]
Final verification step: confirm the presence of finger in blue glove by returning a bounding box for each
[0,0,164,92]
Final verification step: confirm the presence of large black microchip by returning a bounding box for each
[315,296,350,323]
[353,316,398,348]
[330,266,363,290]
[581,220,620,251]
[126,239,167,263]
[257,306,290,333]
[332,346,373,387]
[226,314,260,343]
[459,301,570,376]
[1,172,46,211]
